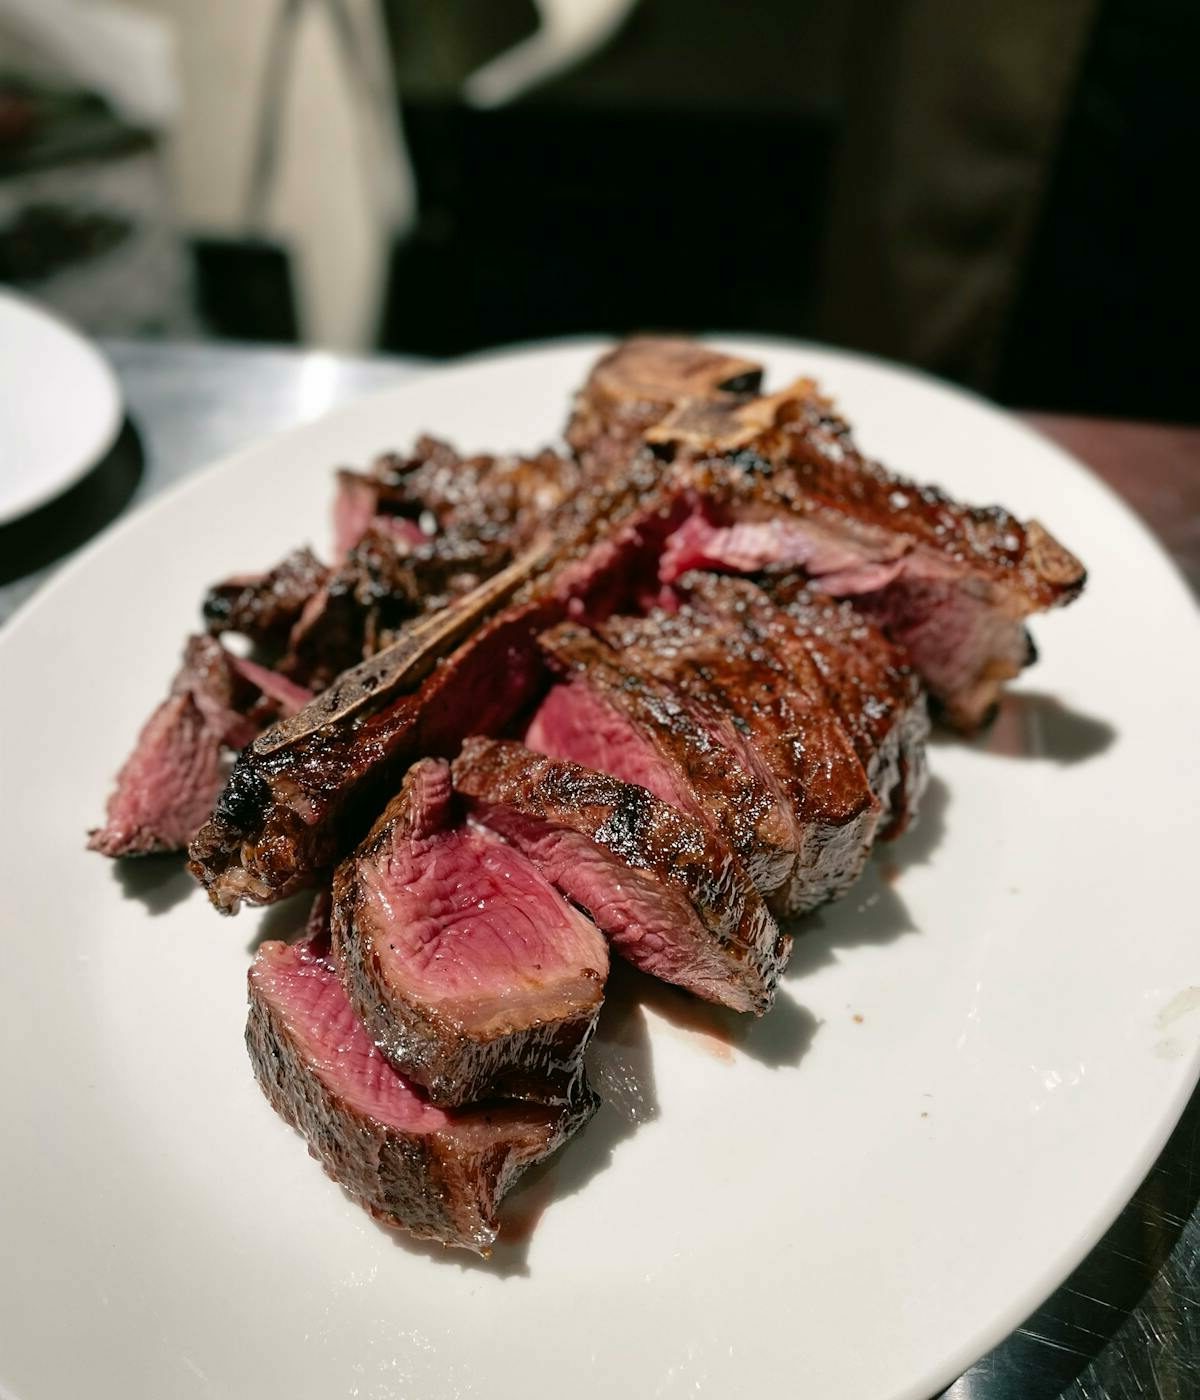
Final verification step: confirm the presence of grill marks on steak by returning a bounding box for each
[645,377,1084,728]
[527,622,797,908]
[454,739,788,1014]
[247,929,595,1254]
[89,636,309,857]
[688,573,929,839]
[331,759,607,1106]
[600,595,882,914]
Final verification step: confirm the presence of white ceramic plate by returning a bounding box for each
[0,289,122,525]
[2,339,1198,1400]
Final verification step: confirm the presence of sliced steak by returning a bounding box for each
[203,547,329,648]
[247,928,595,1255]
[189,473,687,914]
[331,758,607,1106]
[453,739,788,1014]
[89,636,269,857]
[189,547,562,912]
[331,469,422,561]
[649,378,1085,728]
[371,436,578,548]
[526,622,796,910]
[90,640,311,857]
[600,596,881,914]
[683,572,929,839]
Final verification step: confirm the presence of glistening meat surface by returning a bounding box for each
[331,758,608,1106]
[454,739,788,1014]
[247,928,595,1255]
[527,622,797,909]
[601,592,882,914]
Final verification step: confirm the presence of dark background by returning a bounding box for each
[2,0,1197,420]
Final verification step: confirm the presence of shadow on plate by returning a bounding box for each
[629,962,820,1071]
[938,1080,1200,1398]
[0,418,144,585]
[113,851,195,916]
[782,773,949,984]
[936,690,1116,765]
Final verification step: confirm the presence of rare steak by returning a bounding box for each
[527,621,796,907]
[331,758,608,1106]
[647,376,1084,728]
[453,738,789,1014]
[247,926,595,1255]
[89,636,307,857]
[600,593,882,914]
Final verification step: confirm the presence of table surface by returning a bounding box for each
[2,339,1198,1400]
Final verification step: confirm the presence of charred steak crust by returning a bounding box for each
[188,549,558,912]
[453,738,789,1015]
[203,547,330,646]
[599,591,882,915]
[531,620,797,907]
[331,758,607,1107]
[647,377,1085,729]
[752,574,930,837]
[247,934,595,1255]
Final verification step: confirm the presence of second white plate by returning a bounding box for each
[0,289,122,525]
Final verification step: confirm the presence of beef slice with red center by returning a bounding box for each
[750,574,930,837]
[453,738,789,1014]
[331,757,608,1107]
[525,622,796,907]
[247,927,595,1255]
[673,571,928,839]
[599,596,881,915]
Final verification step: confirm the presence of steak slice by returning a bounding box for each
[247,928,595,1255]
[203,547,329,647]
[526,622,796,909]
[189,469,687,914]
[331,758,607,1106]
[650,378,1085,729]
[88,636,301,857]
[681,572,929,839]
[453,739,788,1014]
[600,593,881,915]
[750,575,930,837]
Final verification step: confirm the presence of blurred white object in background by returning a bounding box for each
[0,0,176,127]
[463,0,640,109]
[132,0,414,350]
